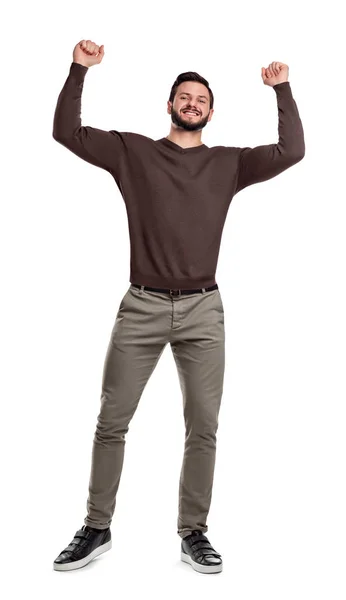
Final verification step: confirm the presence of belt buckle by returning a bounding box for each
[169,289,181,296]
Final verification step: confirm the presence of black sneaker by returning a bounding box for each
[181,530,223,574]
[53,525,112,571]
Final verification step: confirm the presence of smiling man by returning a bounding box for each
[52,39,305,575]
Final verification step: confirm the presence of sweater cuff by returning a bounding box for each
[273,81,290,91]
[69,61,89,81]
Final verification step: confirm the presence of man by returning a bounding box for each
[52,39,305,574]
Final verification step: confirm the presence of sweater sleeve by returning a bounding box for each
[234,82,305,195]
[53,62,127,175]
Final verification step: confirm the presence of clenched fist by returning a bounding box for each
[261,62,289,87]
[73,39,105,68]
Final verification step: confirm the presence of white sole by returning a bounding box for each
[53,539,112,571]
[181,550,223,574]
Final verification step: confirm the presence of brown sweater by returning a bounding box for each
[53,62,305,290]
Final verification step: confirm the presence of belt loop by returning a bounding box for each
[139,285,145,294]
[201,287,206,294]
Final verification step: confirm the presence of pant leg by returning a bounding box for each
[84,285,168,529]
[170,288,225,539]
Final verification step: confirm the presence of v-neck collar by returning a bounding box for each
[157,137,208,154]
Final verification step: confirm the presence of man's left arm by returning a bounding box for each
[234,62,305,195]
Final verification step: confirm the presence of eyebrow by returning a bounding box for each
[178,92,209,100]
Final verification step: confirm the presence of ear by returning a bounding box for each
[167,100,172,114]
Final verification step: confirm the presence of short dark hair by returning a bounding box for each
[169,72,214,109]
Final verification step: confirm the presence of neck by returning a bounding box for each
[166,133,204,148]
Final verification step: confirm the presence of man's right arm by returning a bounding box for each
[52,62,126,174]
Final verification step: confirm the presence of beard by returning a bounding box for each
[170,107,210,132]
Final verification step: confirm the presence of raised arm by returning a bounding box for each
[234,62,305,195]
[53,40,127,175]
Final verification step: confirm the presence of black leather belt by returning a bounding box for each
[131,283,218,296]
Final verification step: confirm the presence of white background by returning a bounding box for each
[1,0,345,598]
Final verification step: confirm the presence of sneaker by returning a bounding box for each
[181,530,223,574]
[53,525,112,571]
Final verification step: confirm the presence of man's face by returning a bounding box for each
[167,81,214,131]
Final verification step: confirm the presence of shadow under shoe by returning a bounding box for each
[181,530,222,574]
[53,525,112,571]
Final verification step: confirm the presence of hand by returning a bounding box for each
[261,62,289,87]
[73,39,105,68]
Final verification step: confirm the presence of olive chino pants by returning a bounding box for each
[84,283,225,539]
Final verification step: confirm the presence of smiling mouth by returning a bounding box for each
[182,110,199,116]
